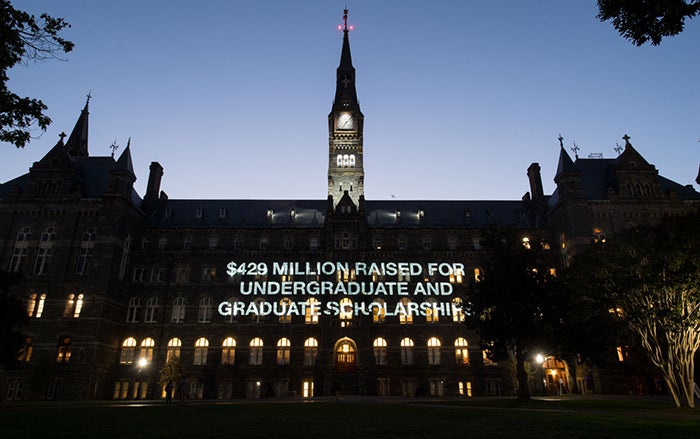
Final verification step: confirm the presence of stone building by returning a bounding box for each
[1,11,698,401]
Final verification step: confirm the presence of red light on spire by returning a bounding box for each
[349,25,354,31]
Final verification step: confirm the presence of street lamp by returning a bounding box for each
[136,357,148,399]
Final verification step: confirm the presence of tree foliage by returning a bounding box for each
[466,227,563,399]
[597,0,700,45]
[0,0,73,148]
[159,356,183,389]
[0,270,27,369]
[568,212,700,408]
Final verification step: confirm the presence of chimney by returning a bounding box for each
[145,162,163,201]
[527,163,544,201]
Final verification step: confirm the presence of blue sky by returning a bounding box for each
[4,1,699,200]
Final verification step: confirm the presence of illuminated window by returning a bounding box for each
[349,154,355,167]
[171,297,186,323]
[339,298,352,326]
[427,337,441,365]
[8,227,31,272]
[302,379,314,398]
[452,298,465,322]
[276,338,291,365]
[455,337,469,364]
[549,268,557,276]
[372,299,386,323]
[279,298,292,323]
[336,155,343,167]
[198,297,213,323]
[27,293,46,318]
[482,349,496,366]
[335,340,356,372]
[126,298,140,323]
[120,337,137,364]
[593,228,607,243]
[63,293,85,318]
[249,338,264,365]
[140,337,155,362]
[399,298,413,324]
[34,227,55,275]
[305,298,319,324]
[193,337,209,365]
[144,297,158,323]
[373,338,388,365]
[166,338,181,361]
[449,268,463,284]
[425,298,439,323]
[222,337,236,365]
[522,236,531,249]
[400,338,414,365]
[616,346,625,362]
[304,338,318,366]
[458,381,473,397]
[75,227,96,275]
[473,268,481,282]
[19,337,32,363]
[113,381,129,399]
[56,337,72,363]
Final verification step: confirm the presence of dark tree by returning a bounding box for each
[466,228,563,400]
[0,271,27,368]
[597,0,700,45]
[0,0,73,148]
[568,212,700,408]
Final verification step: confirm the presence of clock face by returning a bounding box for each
[336,112,355,130]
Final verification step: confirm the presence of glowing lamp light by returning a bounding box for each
[138,357,148,368]
[349,25,354,30]
[535,354,544,364]
[338,25,342,30]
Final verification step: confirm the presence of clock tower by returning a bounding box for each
[328,9,364,209]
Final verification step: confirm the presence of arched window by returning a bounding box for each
[336,155,343,167]
[279,298,292,323]
[9,227,31,272]
[249,338,264,365]
[427,337,442,365]
[118,235,130,280]
[522,236,531,249]
[166,338,181,361]
[34,227,55,275]
[335,339,356,372]
[593,227,607,244]
[208,236,219,249]
[27,293,46,318]
[222,337,236,365]
[373,338,388,365]
[144,297,159,323]
[63,293,85,318]
[304,338,318,366]
[276,338,291,365]
[224,297,238,323]
[400,338,414,365]
[339,298,352,327]
[452,298,465,322]
[76,227,96,275]
[455,337,469,365]
[372,299,386,323]
[399,298,413,324]
[198,297,213,323]
[126,298,140,323]
[19,336,32,363]
[171,297,186,323]
[305,298,319,324]
[56,336,72,363]
[251,298,266,323]
[120,337,137,364]
[193,337,209,365]
[425,298,439,323]
[349,154,355,167]
[140,337,155,362]
[343,154,349,167]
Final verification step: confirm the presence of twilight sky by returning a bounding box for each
[4,1,699,200]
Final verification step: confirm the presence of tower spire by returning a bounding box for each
[65,94,90,157]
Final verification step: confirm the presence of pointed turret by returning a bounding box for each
[327,9,365,209]
[65,94,90,157]
[555,145,577,178]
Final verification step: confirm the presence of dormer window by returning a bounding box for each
[195,208,203,218]
[219,208,226,219]
[164,207,172,218]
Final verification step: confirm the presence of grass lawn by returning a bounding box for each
[1,397,698,439]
